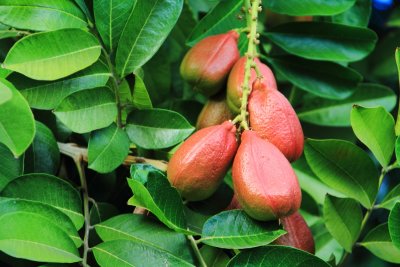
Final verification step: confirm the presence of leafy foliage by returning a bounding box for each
[0,0,399,266]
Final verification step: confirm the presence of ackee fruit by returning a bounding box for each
[180,31,240,97]
[248,80,304,162]
[227,57,277,113]
[196,93,234,130]
[167,121,238,201]
[274,211,315,254]
[232,130,301,221]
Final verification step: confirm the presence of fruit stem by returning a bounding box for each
[238,0,261,131]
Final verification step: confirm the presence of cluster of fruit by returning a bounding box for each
[167,31,314,253]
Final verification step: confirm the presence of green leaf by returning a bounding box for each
[323,195,362,252]
[128,165,189,233]
[200,210,285,249]
[93,239,194,267]
[263,0,355,16]
[3,29,101,80]
[396,137,400,164]
[54,87,117,134]
[200,245,230,267]
[267,56,362,100]
[116,0,183,77]
[132,75,153,109]
[0,0,87,31]
[126,108,194,149]
[94,0,137,51]
[0,198,81,247]
[73,0,92,22]
[311,221,344,264]
[186,0,244,46]
[0,212,81,263]
[95,214,194,263]
[266,22,377,62]
[369,32,400,80]
[387,8,400,27]
[88,123,130,173]
[0,68,12,79]
[389,202,400,250]
[293,157,345,205]
[297,83,397,127]
[0,78,35,157]
[24,121,60,175]
[361,223,400,264]
[130,164,164,183]
[396,48,400,136]
[0,83,11,105]
[332,0,372,27]
[0,144,23,191]
[351,106,396,167]
[1,173,84,230]
[304,139,379,208]
[11,60,111,110]
[377,184,400,210]
[228,245,330,267]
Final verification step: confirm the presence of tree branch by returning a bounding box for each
[57,142,168,172]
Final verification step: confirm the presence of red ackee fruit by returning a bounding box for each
[180,31,240,97]
[227,57,277,113]
[274,211,315,254]
[167,121,238,201]
[196,94,234,130]
[232,130,301,221]
[248,80,304,162]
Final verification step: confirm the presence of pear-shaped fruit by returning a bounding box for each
[227,57,277,113]
[180,31,240,97]
[248,80,304,162]
[274,212,315,254]
[196,93,234,130]
[232,130,301,221]
[167,121,238,201]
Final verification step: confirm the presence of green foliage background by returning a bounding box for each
[0,0,400,266]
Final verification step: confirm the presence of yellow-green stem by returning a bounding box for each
[237,0,261,130]
[188,235,207,267]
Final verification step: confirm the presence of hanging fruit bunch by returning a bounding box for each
[167,0,314,253]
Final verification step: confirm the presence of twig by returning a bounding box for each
[57,142,168,172]
[74,158,91,267]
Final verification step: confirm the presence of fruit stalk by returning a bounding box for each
[237,0,262,130]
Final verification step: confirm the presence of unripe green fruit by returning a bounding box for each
[167,121,238,201]
[274,212,315,254]
[248,80,304,162]
[196,93,234,130]
[180,31,240,97]
[227,57,277,113]
[232,130,301,221]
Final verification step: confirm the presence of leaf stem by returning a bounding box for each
[74,159,91,267]
[237,0,261,131]
[90,28,123,128]
[101,47,123,128]
[188,235,207,267]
